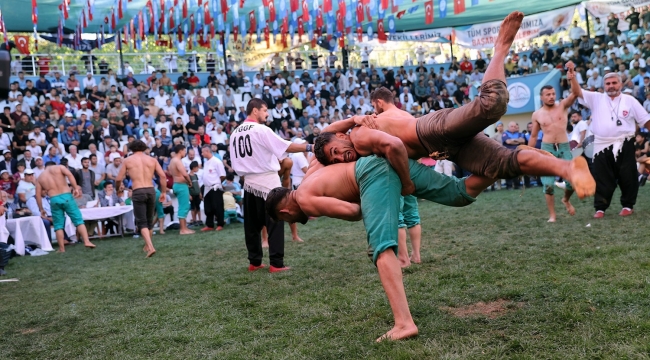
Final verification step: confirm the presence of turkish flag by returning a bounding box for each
[356,2,364,23]
[14,35,30,54]
[380,0,388,10]
[190,14,195,34]
[396,10,406,19]
[269,0,276,22]
[316,10,323,28]
[366,6,372,21]
[454,0,465,14]
[240,0,245,8]
[290,0,299,12]
[339,35,344,48]
[301,0,309,22]
[357,26,362,42]
[233,25,238,41]
[338,0,345,18]
[264,24,270,48]
[425,0,433,24]
[182,0,188,18]
[336,9,343,32]
[118,0,123,19]
[204,3,211,24]
[323,0,332,13]
[221,0,229,16]
[298,17,304,37]
[377,19,386,43]
[169,8,175,28]
[248,10,256,32]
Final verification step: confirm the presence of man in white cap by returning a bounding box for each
[82,72,96,96]
[570,64,650,218]
[606,41,620,58]
[77,100,93,119]
[291,76,303,94]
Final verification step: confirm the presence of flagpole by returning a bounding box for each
[585,8,591,38]
[221,30,227,72]
[117,31,125,76]
[449,36,454,62]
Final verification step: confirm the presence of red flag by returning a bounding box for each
[297,17,304,37]
[248,11,256,32]
[290,0,299,12]
[380,0,388,10]
[338,0,345,18]
[282,17,288,34]
[177,26,182,42]
[169,8,175,28]
[301,0,309,22]
[454,0,465,14]
[221,0,229,19]
[424,0,433,24]
[131,19,136,48]
[14,35,30,54]
[336,9,343,32]
[31,0,38,25]
[264,24,270,48]
[356,2,364,23]
[262,0,268,5]
[366,6,372,21]
[391,0,399,13]
[356,26,362,42]
[204,3,211,23]
[240,0,245,8]
[82,9,87,28]
[198,0,202,5]
[311,36,316,47]
[233,25,238,41]
[139,12,145,39]
[118,0,123,19]
[377,19,386,43]
[396,10,406,19]
[190,14,195,34]
[88,0,94,21]
[111,11,116,29]
[210,23,215,38]
[269,0,276,22]
[316,9,323,28]
[59,3,69,20]
[323,0,332,13]
[182,0,188,18]
[339,35,344,48]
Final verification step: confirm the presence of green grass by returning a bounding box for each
[3,187,650,359]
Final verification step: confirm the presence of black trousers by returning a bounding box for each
[593,139,639,211]
[204,189,225,228]
[244,190,284,268]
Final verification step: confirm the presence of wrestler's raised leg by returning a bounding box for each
[517,150,595,199]
[375,251,418,342]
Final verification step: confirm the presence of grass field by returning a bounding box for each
[2,187,650,359]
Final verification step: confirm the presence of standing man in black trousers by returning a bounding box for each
[571,69,650,218]
[230,98,310,273]
[201,145,227,231]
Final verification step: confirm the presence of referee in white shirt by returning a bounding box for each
[571,68,650,218]
[201,145,227,231]
[230,98,310,273]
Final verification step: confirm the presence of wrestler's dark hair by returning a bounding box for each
[173,144,186,154]
[45,161,56,167]
[246,98,267,116]
[539,85,554,95]
[370,87,394,104]
[265,187,291,222]
[128,140,149,153]
[313,132,338,165]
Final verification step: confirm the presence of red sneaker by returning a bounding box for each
[215,226,223,231]
[593,211,605,219]
[200,227,214,232]
[269,265,291,273]
[248,264,266,272]
[619,208,634,217]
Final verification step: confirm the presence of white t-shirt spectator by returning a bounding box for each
[209,130,228,145]
[201,155,226,194]
[0,133,11,151]
[25,144,42,157]
[290,152,309,187]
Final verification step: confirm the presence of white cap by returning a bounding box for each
[604,66,611,71]
[295,76,300,79]
[255,94,262,99]
[263,86,270,90]
[65,112,73,117]
[402,80,407,83]
[315,91,320,95]
[74,87,80,91]
[623,88,634,94]
[0,170,7,175]
[608,41,615,45]
[2,150,10,155]
[109,152,122,161]
[244,76,249,81]
[121,108,129,112]
[355,84,361,88]
[24,169,34,175]
[80,100,87,105]
[308,83,314,88]
[593,45,599,49]
[542,63,549,67]
[361,81,366,85]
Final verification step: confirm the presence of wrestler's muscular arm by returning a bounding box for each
[350,127,415,195]
[299,195,362,221]
[528,112,541,148]
[322,115,378,134]
[561,61,579,108]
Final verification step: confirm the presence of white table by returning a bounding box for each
[4,216,53,256]
[64,205,134,240]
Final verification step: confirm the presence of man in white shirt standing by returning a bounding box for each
[230,98,309,273]
[200,145,227,231]
[64,145,83,170]
[571,69,650,218]
[569,21,586,42]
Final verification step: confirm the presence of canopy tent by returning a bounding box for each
[3,0,584,36]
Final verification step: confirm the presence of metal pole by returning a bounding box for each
[585,8,591,38]
[449,36,454,62]
[221,31,228,72]
[118,31,125,76]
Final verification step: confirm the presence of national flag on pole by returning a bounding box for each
[396,10,406,19]
[14,35,30,54]
[377,19,386,42]
[32,0,38,25]
[182,0,188,17]
[248,10,255,32]
[118,0,123,18]
[169,7,175,28]
[82,9,88,28]
[88,0,94,21]
[204,3,211,23]
[323,0,331,12]
[269,0,276,22]
[290,0,298,12]
[454,0,465,14]
[356,25,362,42]
[380,0,388,10]
[336,9,343,32]
[301,0,308,22]
[297,17,304,37]
[437,0,444,19]
[221,0,229,19]
[356,2,364,24]
[338,0,345,17]
[316,9,323,28]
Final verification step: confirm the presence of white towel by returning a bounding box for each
[243,172,282,200]
[593,134,633,162]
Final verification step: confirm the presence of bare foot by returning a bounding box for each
[409,255,421,264]
[56,249,65,253]
[158,230,165,235]
[262,240,269,248]
[495,12,524,53]
[292,237,304,243]
[547,217,556,223]
[146,249,156,258]
[399,258,411,268]
[376,324,419,342]
[562,197,576,215]
[180,229,195,235]
[84,242,96,249]
[567,157,596,199]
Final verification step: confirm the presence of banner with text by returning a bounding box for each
[385,28,453,42]
[453,6,576,49]
[583,0,650,31]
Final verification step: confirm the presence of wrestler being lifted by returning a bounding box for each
[315,12,595,199]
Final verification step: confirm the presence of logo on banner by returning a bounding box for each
[507,82,530,109]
